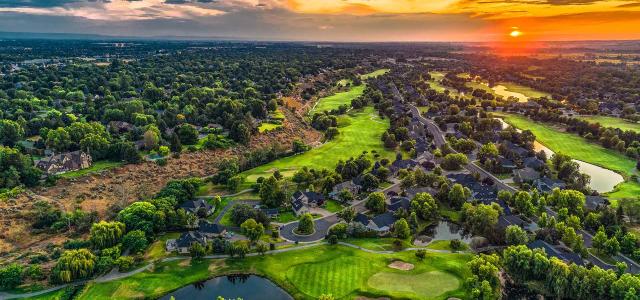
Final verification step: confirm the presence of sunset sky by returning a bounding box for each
[0,0,639,41]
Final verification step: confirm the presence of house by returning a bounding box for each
[168,231,207,254]
[501,140,530,159]
[513,167,541,184]
[388,197,411,212]
[405,187,436,199]
[523,157,546,171]
[261,208,280,219]
[354,212,397,234]
[471,183,497,202]
[534,177,566,193]
[329,180,361,199]
[447,173,477,188]
[198,221,227,238]
[291,191,325,216]
[527,239,584,266]
[498,157,517,172]
[180,199,215,216]
[390,159,418,174]
[35,151,92,175]
[585,195,609,210]
[108,121,134,133]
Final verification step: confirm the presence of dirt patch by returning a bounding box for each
[0,107,321,259]
[388,261,414,271]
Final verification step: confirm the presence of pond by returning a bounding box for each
[492,85,529,102]
[160,275,293,300]
[422,221,472,243]
[497,118,624,193]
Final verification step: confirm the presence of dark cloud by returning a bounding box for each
[164,0,217,4]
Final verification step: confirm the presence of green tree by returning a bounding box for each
[593,227,608,253]
[442,153,468,170]
[176,124,199,145]
[258,176,286,208]
[122,229,148,254]
[117,201,160,237]
[190,242,206,259]
[46,127,71,152]
[89,221,126,249]
[605,237,621,256]
[505,225,529,245]
[410,192,438,220]
[337,207,356,223]
[143,129,160,150]
[80,133,110,160]
[393,218,411,239]
[513,191,535,217]
[0,120,24,147]
[240,218,264,243]
[0,263,23,289]
[52,249,96,283]
[478,142,499,162]
[297,213,314,235]
[448,183,469,209]
[365,192,386,214]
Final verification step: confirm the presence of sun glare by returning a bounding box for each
[510,30,522,37]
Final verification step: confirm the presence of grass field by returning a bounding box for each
[58,160,124,179]
[144,232,180,261]
[324,200,344,213]
[360,68,390,80]
[495,113,640,203]
[342,238,414,251]
[578,116,640,133]
[496,82,551,99]
[310,85,365,114]
[74,245,471,300]
[240,106,394,184]
[495,113,636,175]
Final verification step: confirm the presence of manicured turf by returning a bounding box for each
[58,160,124,179]
[343,238,413,251]
[276,211,297,223]
[578,116,640,133]
[367,271,460,299]
[497,82,551,99]
[360,69,390,80]
[23,287,73,300]
[144,232,180,261]
[310,85,366,114]
[240,106,394,183]
[606,181,640,202]
[324,200,344,213]
[75,245,471,300]
[426,240,468,251]
[495,113,636,175]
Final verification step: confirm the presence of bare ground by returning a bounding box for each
[388,261,415,271]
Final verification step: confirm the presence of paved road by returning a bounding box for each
[279,180,401,243]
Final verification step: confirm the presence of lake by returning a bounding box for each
[497,118,624,193]
[160,275,293,300]
[422,221,473,243]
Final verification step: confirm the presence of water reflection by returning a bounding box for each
[160,275,293,300]
[422,221,473,243]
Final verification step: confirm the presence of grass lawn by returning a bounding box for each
[497,82,551,99]
[258,122,283,133]
[426,240,469,252]
[58,160,124,179]
[240,106,394,184]
[578,115,640,133]
[310,85,365,114]
[494,113,636,175]
[276,211,297,223]
[75,245,470,300]
[606,181,640,203]
[324,200,344,213]
[360,68,390,80]
[439,207,462,222]
[343,237,414,251]
[144,232,180,261]
[23,286,76,300]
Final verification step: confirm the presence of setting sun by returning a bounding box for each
[510,30,522,37]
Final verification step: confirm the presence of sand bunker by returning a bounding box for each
[388,261,414,271]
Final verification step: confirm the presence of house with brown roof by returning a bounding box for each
[35,151,92,175]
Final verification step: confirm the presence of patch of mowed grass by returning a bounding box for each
[606,181,640,204]
[240,106,394,183]
[495,113,636,175]
[75,245,471,300]
[367,271,460,299]
[360,68,390,80]
[58,160,124,179]
[323,199,344,213]
[497,82,551,99]
[310,85,365,114]
[578,115,640,133]
[258,122,282,133]
[144,232,180,261]
[287,256,376,298]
